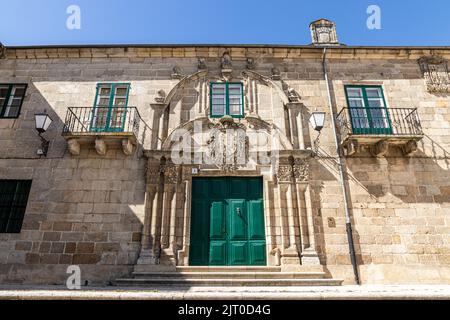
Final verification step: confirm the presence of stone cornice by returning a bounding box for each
[4,45,450,60]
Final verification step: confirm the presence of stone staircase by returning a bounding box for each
[114,266,343,287]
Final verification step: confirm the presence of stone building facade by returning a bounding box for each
[0,20,449,285]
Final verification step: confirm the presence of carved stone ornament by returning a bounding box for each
[271,67,281,80]
[162,164,178,184]
[282,81,300,102]
[309,19,339,45]
[418,56,450,93]
[276,164,293,183]
[171,66,184,79]
[198,58,207,71]
[146,164,161,184]
[221,52,232,70]
[293,158,310,182]
[246,58,256,70]
[0,43,6,59]
[207,119,249,172]
[155,89,166,103]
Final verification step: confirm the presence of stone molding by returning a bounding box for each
[6,46,450,61]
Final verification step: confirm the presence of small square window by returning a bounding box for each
[210,82,244,118]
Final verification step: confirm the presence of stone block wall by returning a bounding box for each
[0,46,449,284]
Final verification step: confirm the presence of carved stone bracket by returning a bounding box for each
[67,139,80,156]
[122,138,135,156]
[370,140,389,157]
[95,138,107,155]
[418,56,450,93]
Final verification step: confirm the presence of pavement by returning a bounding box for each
[0,285,450,300]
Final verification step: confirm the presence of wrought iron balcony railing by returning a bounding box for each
[336,107,423,138]
[62,106,141,137]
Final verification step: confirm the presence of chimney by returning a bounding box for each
[309,19,339,46]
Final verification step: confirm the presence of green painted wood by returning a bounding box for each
[344,85,393,135]
[91,83,130,133]
[189,177,266,266]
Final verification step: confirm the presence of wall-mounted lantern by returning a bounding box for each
[35,112,53,157]
[309,111,326,152]
[309,111,326,132]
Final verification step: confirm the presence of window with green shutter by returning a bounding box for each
[0,84,27,118]
[210,82,244,118]
[0,180,32,233]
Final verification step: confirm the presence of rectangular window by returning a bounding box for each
[344,85,392,135]
[0,84,27,118]
[91,83,130,132]
[0,180,32,233]
[210,82,244,118]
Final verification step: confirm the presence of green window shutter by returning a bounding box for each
[0,84,28,119]
[210,82,244,118]
[0,180,32,233]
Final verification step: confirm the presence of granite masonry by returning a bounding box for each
[0,20,449,285]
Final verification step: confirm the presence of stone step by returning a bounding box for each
[132,271,327,279]
[114,278,343,287]
[175,266,282,273]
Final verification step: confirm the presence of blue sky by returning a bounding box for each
[0,0,449,46]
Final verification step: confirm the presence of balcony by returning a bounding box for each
[336,107,424,156]
[62,106,141,156]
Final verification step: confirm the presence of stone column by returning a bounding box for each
[293,158,320,265]
[136,157,162,266]
[160,162,178,265]
[177,167,192,266]
[276,159,301,269]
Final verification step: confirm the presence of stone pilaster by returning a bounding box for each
[285,102,306,150]
[136,158,162,266]
[293,158,320,266]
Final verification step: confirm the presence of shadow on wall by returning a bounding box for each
[345,137,450,204]
[0,81,148,285]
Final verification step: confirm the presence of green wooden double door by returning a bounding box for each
[189,177,267,266]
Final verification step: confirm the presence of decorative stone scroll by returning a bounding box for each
[418,56,450,93]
